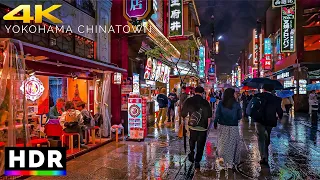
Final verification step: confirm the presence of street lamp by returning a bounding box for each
[218,35,223,40]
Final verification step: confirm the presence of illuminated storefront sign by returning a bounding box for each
[215,41,219,54]
[277,72,290,79]
[273,0,295,7]
[252,68,258,78]
[281,4,296,52]
[264,38,272,70]
[123,0,153,21]
[20,76,45,101]
[248,66,253,78]
[199,46,205,78]
[128,98,142,136]
[169,0,183,37]
[237,67,241,87]
[253,29,259,65]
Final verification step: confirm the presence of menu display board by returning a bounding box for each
[142,97,147,137]
[145,59,170,84]
[128,98,142,136]
[133,73,140,94]
[121,77,132,111]
[163,66,170,84]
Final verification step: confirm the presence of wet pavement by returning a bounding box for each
[27,113,320,180]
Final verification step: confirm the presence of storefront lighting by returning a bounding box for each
[29,71,35,76]
[96,79,100,82]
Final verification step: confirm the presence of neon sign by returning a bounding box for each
[20,76,45,101]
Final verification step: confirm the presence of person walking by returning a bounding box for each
[208,88,216,110]
[167,88,178,123]
[214,88,242,169]
[241,91,250,119]
[248,84,283,165]
[156,88,168,126]
[181,86,212,170]
[179,86,188,124]
[282,97,292,114]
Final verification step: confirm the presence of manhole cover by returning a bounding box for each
[150,141,169,148]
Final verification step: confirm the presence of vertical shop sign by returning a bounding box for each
[142,97,147,137]
[273,0,295,7]
[128,98,142,136]
[253,68,258,78]
[264,38,272,70]
[133,73,140,94]
[281,4,296,52]
[169,0,183,37]
[253,29,259,65]
[123,0,153,21]
[199,46,205,78]
[237,67,242,87]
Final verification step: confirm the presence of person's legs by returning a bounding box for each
[167,107,172,122]
[188,129,197,163]
[265,127,273,161]
[157,108,163,124]
[285,105,290,114]
[195,131,207,163]
[255,123,266,161]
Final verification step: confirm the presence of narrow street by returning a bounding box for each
[26,113,320,180]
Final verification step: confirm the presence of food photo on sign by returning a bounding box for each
[144,57,153,80]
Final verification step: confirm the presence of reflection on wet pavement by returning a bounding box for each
[27,114,320,180]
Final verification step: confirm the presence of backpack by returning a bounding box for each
[188,106,203,127]
[246,96,267,121]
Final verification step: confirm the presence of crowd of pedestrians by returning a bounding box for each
[155,84,285,171]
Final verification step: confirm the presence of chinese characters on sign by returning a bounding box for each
[199,46,205,78]
[169,0,183,37]
[123,0,152,21]
[253,29,259,65]
[281,4,296,52]
[273,0,295,7]
[264,38,272,70]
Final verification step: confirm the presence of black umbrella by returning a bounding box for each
[242,78,283,90]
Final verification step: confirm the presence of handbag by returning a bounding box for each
[64,121,78,128]
[210,97,216,103]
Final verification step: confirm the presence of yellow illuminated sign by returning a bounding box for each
[3,5,62,24]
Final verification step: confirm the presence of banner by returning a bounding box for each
[264,38,272,70]
[199,46,205,78]
[169,0,183,37]
[281,4,296,52]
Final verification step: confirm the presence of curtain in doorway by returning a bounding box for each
[99,73,111,137]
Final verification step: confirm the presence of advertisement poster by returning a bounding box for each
[144,57,153,80]
[281,4,296,52]
[150,59,158,80]
[121,77,132,111]
[133,73,140,94]
[273,0,295,7]
[155,61,162,81]
[128,98,142,136]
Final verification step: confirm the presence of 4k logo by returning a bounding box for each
[3,5,62,24]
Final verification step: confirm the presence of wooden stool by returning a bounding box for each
[61,133,80,153]
[90,126,102,145]
[111,125,124,142]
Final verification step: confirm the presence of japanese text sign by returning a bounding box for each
[199,46,205,78]
[281,4,296,52]
[169,0,183,37]
[123,0,152,21]
[264,38,272,55]
[273,0,295,7]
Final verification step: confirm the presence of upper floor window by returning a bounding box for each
[64,0,95,18]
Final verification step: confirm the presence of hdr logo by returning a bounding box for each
[5,147,67,176]
[3,5,62,23]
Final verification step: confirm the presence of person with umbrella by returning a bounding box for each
[241,91,250,119]
[277,90,294,115]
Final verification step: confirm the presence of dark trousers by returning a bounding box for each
[255,123,272,160]
[189,129,207,163]
[285,104,292,114]
[243,103,248,117]
[167,106,175,122]
[210,102,215,110]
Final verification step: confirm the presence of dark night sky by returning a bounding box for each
[196,0,270,75]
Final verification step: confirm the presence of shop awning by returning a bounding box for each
[13,40,127,74]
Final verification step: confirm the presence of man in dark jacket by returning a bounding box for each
[157,88,168,126]
[167,88,178,123]
[241,91,250,119]
[254,84,283,165]
[181,86,212,170]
